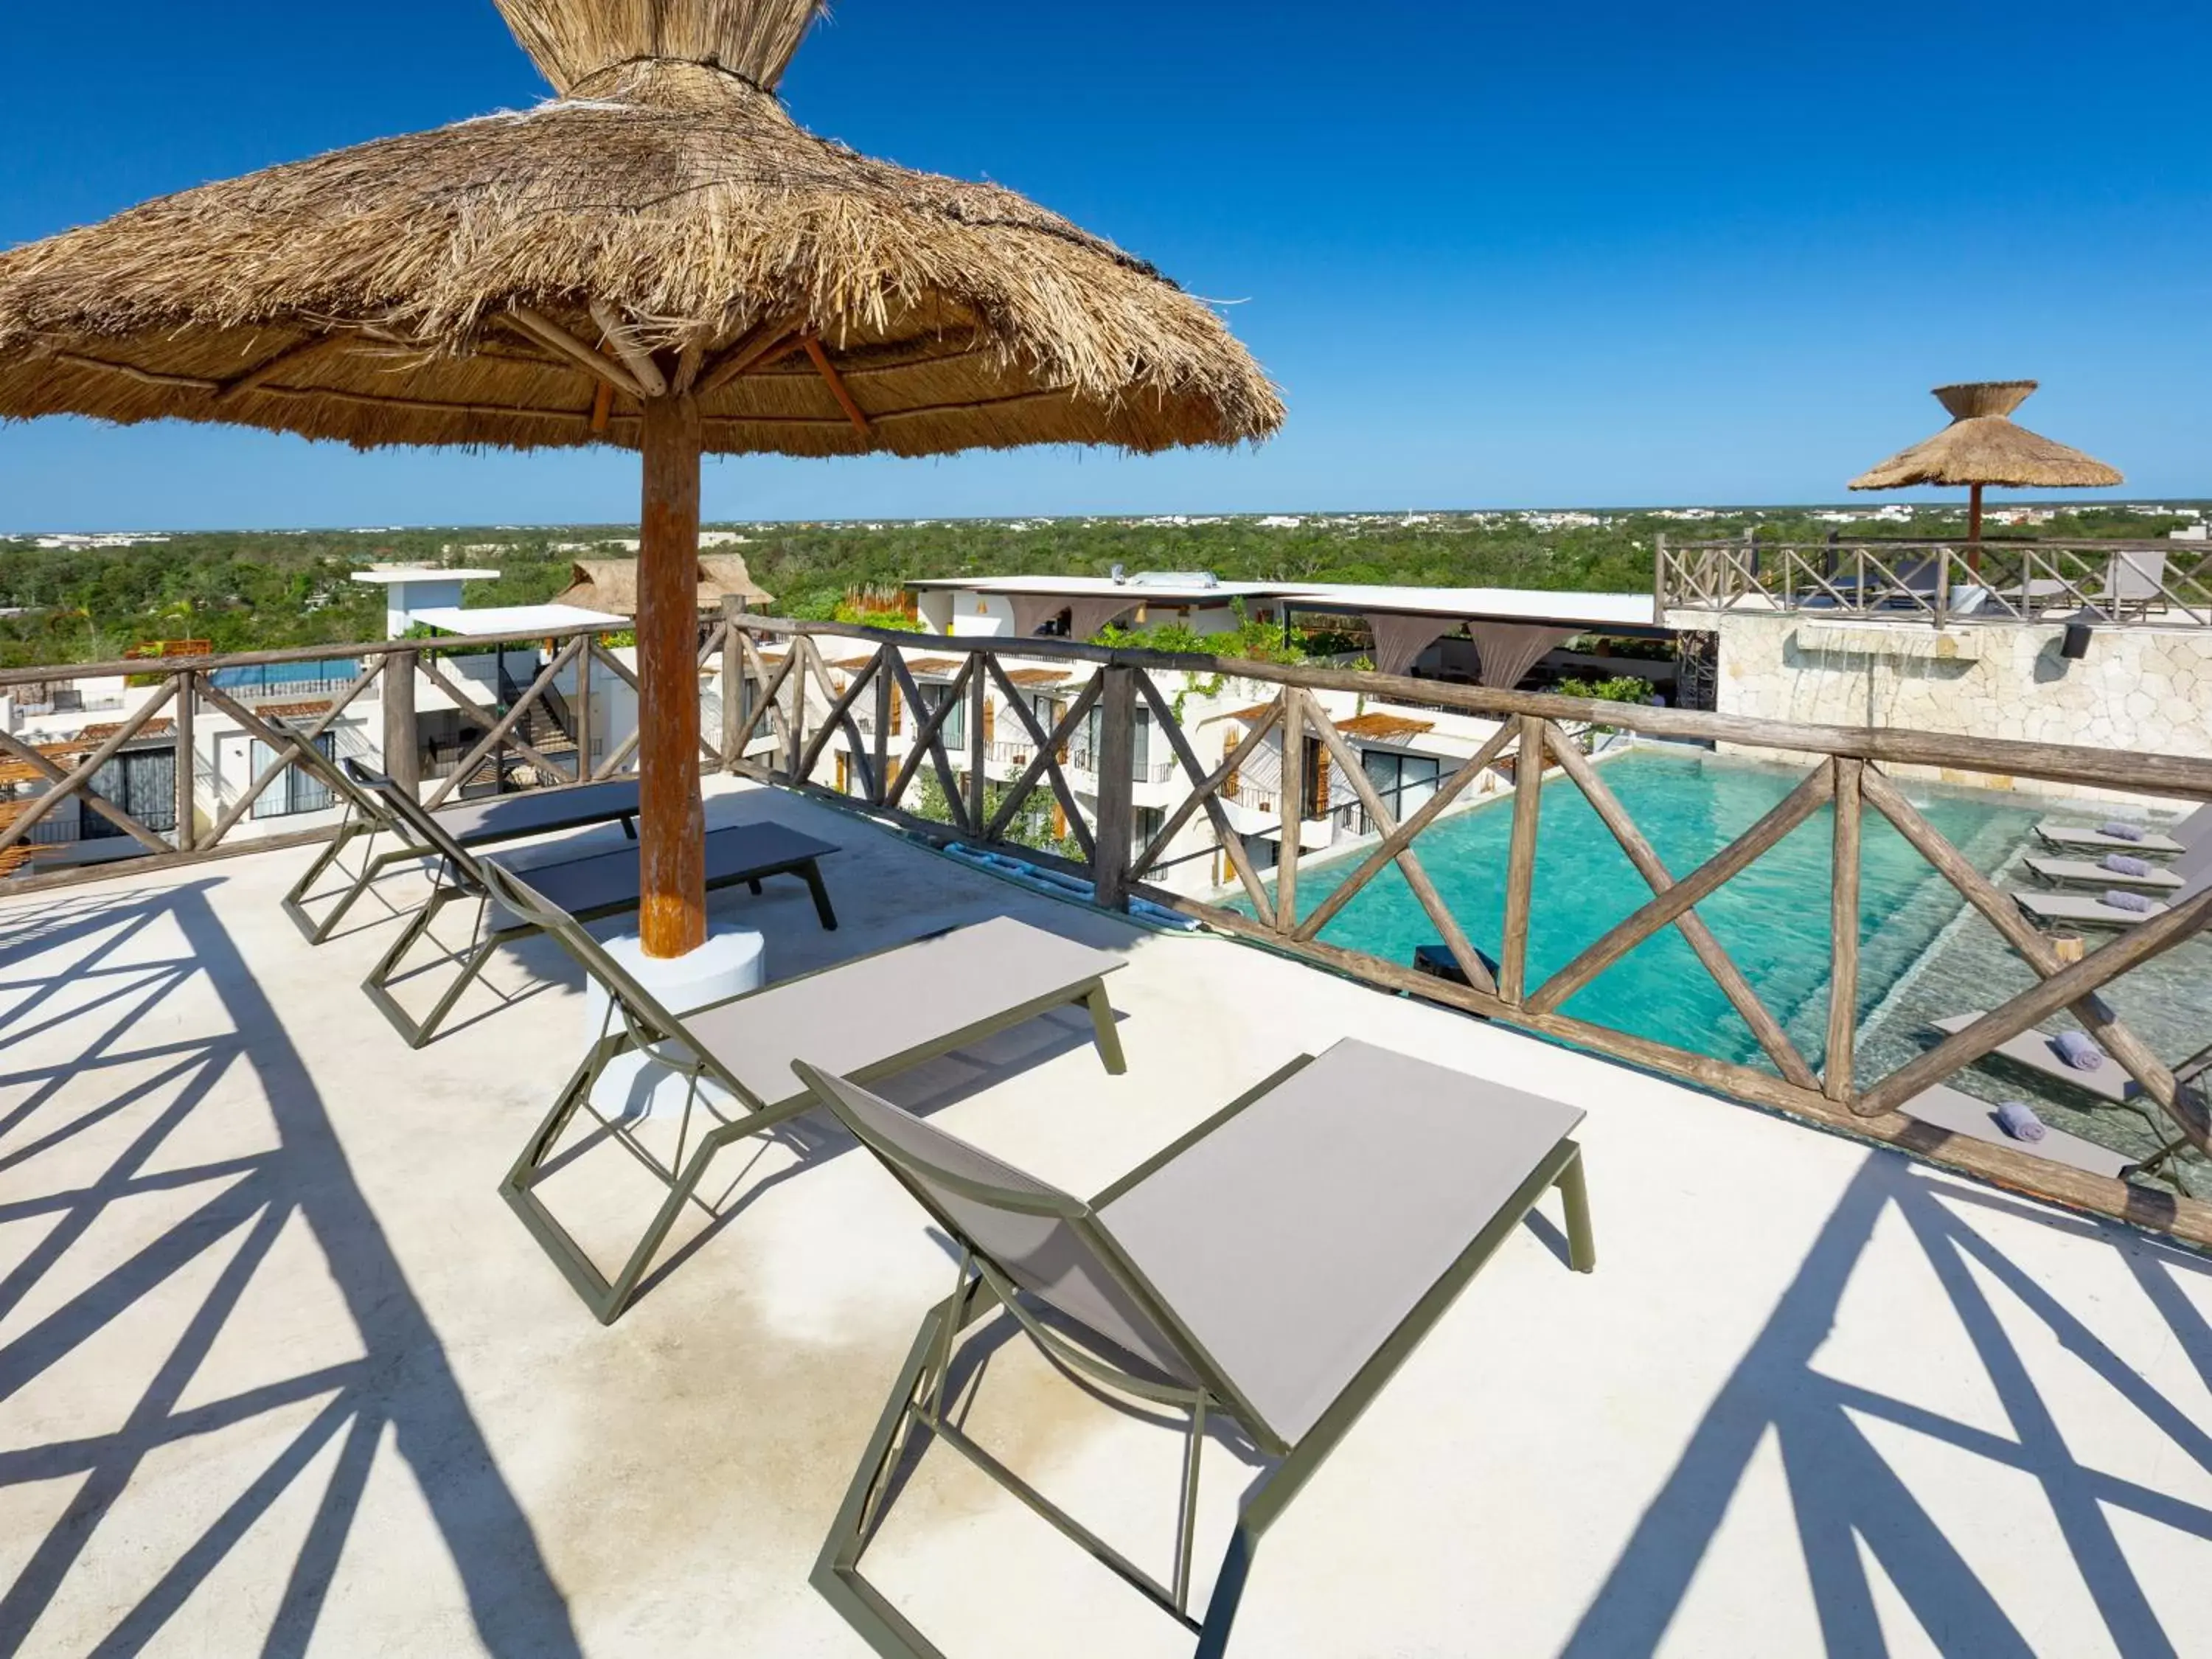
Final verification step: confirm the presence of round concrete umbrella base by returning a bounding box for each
[582,923,765,1120]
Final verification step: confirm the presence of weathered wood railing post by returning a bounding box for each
[720,597,743,774]
[1275,688,1304,933]
[1500,714,1546,1004]
[572,630,595,782]
[967,655,988,833]
[172,668,196,852]
[384,647,420,799]
[1652,531,1668,618]
[871,650,893,807]
[1091,661,1137,913]
[1826,758,1863,1102]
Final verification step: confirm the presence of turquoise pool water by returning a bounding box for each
[1242,747,2041,1074]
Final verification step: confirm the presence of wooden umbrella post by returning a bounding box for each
[1968,481,1985,576]
[638,391,708,959]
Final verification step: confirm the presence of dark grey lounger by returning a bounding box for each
[1927,1013,2140,1105]
[2022,855,2185,893]
[489,889,1128,1325]
[1900,1085,2136,1180]
[802,1037,1592,1659]
[2014,841,2211,930]
[358,768,838,1048]
[2034,803,2204,858]
[282,753,642,944]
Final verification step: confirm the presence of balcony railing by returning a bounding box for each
[720,614,2212,1261]
[1658,535,2212,629]
[5,609,2212,1260]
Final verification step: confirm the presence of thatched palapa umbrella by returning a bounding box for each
[1849,380,2121,550]
[0,0,1282,958]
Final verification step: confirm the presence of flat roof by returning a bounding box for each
[408,603,624,635]
[1284,583,1660,629]
[907,575,1281,603]
[349,567,500,585]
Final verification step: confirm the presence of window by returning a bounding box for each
[1079,706,1153,779]
[1133,805,1164,855]
[1360,749,1441,827]
[250,733,337,818]
[83,748,178,838]
[917,683,964,751]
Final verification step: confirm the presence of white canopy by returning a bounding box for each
[408,603,625,636]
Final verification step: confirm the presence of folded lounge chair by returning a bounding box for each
[282,755,644,944]
[2033,802,2206,858]
[802,1037,1592,1659]
[2014,840,2212,931]
[486,871,1129,1324]
[356,766,839,1048]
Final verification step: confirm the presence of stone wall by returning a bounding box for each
[1669,609,2212,807]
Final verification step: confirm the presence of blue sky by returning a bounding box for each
[2,0,2207,530]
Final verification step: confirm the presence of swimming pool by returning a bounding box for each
[1240,746,2041,1074]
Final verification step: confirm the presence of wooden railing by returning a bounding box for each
[1659,534,2212,629]
[725,614,2212,1251]
[6,605,2209,1249]
[0,616,733,885]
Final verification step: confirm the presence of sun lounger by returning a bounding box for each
[2033,802,2205,858]
[281,754,643,944]
[356,767,838,1048]
[488,877,1128,1324]
[801,1037,1591,1659]
[2021,855,2185,893]
[1925,1013,2140,1105]
[1899,1084,2136,1180]
[2014,840,2212,930]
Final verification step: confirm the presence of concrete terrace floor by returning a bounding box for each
[3,778,2211,1658]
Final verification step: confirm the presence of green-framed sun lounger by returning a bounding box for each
[357,767,838,1048]
[1899,1085,2136,1180]
[282,755,646,943]
[801,1037,1591,1659]
[1926,1013,2142,1104]
[2021,855,2185,892]
[2034,802,2205,858]
[487,879,1129,1325]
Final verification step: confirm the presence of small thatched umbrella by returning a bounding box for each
[1848,381,2121,552]
[0,0,1281,958]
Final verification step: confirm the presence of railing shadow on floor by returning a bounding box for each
[1561,1156,2212,1658]
[0,879,580,1657]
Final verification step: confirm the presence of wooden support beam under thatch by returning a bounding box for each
[590,301,669,398]
[803,335,872,437]
[506,307,648,398]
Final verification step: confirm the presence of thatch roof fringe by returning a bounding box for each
[1850,380,2121,493]
[554,552,772,615]
[0,55,1281,458]
[495,0,827,94]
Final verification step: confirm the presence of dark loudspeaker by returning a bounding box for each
[2061,622,2093,661]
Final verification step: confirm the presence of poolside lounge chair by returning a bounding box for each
[801,1037,1592,1659]
[486,865,1128,1324]
[2034,802,2208,858]
[356,768,839,1048]
[281,755,643,944]
[1899,1085,2136,1180]
[2014,840,2212,931]
[1924,1014,2140,1105]
[2020,854,2188,893]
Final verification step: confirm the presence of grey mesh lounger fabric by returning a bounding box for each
[801,1036,1593,1658]
[2034,802,2204,858]
[493,906,1129,1324]
[281,753,642,944]
[355,763,839,1048]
